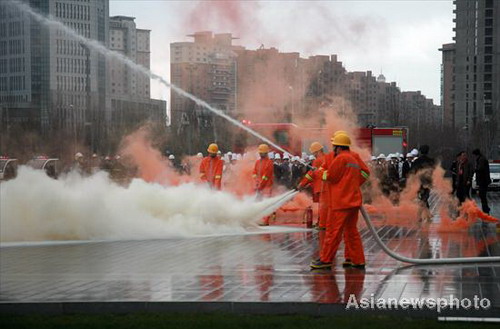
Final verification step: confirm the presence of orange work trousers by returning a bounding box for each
[257,187,273,225]
[320,208,365,265]
[316,204,328,255]
[343,226,361,261]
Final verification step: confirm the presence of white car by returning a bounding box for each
[0,157,18,181]
[472,163,500,191]
[26,157,60,179]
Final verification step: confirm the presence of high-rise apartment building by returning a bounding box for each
[170,31,237,153]
[170,31,443,153]
[452,0,499,156]
[235,47,309,122]
[107,16,165,129]
[376,76,401,126]
[345,71,380,126]
[303,54,346,116]
[109,16,150,100]
[0,1,165,153]
[0,0,108,136]
[439,43,456,127]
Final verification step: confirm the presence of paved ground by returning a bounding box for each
[1,193,500,317]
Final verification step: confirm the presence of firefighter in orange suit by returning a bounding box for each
[298,142,326,204]
[253,144,274,225]
[330,130,369,267]
[199,143,224,190]
[298,142,328,247]
[302,131,367,261]
[311,133,370,270]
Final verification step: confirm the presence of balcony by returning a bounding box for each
[209,87,232,95]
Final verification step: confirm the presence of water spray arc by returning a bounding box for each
[10,1,498,265]
[6,0,303,162]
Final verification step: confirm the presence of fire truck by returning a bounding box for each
[244,123,409,156]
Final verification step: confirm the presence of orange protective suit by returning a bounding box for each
[253,157,274,225]
[343,150,369,262]
[298,152,326,201]
[253,157,274,196]
[199,156,223,190]
[306,152,334,250]
[298,153,326,232]
[316,153,335,228]
[320,150,370,265]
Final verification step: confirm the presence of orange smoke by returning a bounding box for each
[184,0,260,38]
[222,151,258,197]
[280,192,313,212]
[456,199,498,223]
[119,127,193,186]
[365,162,498,233]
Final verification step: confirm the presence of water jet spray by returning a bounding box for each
[6,0,311,166]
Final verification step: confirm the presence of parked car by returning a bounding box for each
[0,156,18,181]
[472,162,500,192]
[26,156,59,179]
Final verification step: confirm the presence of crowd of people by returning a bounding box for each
[67,137,492,229]
[5,132,494,270]
[166,148,315,190]
[191,135,493,270]
[191,131,369,269]
[450,148,491,214]
[69,153,133,182]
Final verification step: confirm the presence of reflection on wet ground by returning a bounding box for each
[1,221,499,307]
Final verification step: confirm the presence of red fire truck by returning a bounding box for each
[245,123,409,156]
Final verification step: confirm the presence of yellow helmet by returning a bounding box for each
[309,142,323,153]
[331,133,351,147]
[207,143,219,154]
[333,130,348,137]
[258,144,270,153]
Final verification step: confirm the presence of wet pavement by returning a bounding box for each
[1,194,500,316]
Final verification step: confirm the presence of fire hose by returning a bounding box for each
[257,190,298,215]
[262,192,500,264]
[359,206,500,264]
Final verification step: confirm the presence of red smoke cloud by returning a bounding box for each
[119,127,193,186]
[184,0,260,38]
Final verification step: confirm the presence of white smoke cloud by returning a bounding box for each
[0,167,295,242]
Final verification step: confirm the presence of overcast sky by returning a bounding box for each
[110,0,455,107]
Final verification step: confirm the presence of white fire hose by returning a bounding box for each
[360,206,500,264]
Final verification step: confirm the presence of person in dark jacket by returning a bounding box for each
[402,153,414,180]
[273,153,284,186]
[280,155,292,188]
[472,149,491,214]
[449,152,461,195]
[410,145,436,221]
[291,157,304,187]
[455,151,474,204]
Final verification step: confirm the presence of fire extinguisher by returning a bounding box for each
[303,206,313,228]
